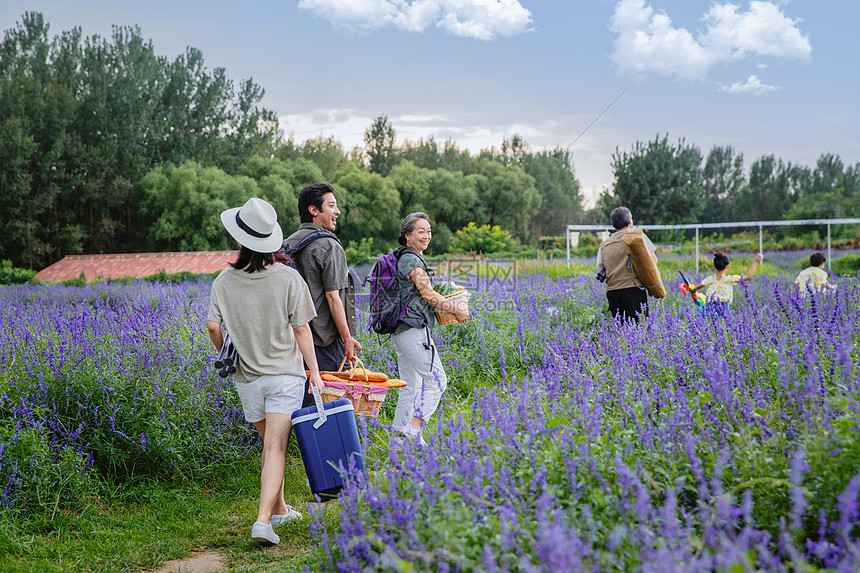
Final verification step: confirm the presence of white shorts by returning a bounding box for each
[233,374,305,423]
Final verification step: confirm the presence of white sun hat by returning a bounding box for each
[220,198,284,253]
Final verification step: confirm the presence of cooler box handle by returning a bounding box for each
[311,380,327,429]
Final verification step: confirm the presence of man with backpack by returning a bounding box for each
[596,206,658,322]
[284,183,361,407]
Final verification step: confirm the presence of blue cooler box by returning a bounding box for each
[292,398,365,500]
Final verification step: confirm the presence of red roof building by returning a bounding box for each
[35,251,237,283]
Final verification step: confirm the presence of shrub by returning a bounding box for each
[0,425,94,513]
[61,272,87,287]
[344,237,379,265]
[0,260,37,285]
[142,270,216,283]
[450,223,516,254]
[832,253,860,276]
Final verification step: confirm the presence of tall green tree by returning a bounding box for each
[734,155,798,221]
[388,160,479,253]
[701,145,744,224]
[139,162,256,252]
[610,134,704,225]
[787,154,860,223]
[518,144,583,237]
[388,160,432,217]
[333,163,402,247]
[139,157,312,252]
[0,12,279,268]
[277,135,348,182]
[363,115,398,177]
[399,136,442,170]
[476,135,583,239]
[471,161,539,242]
[439,140,475,173]
[0,13,84,267]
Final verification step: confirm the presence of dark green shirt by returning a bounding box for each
[394,251,436,334]
[283,223,356,347]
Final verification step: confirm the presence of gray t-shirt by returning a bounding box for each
[207,263,316,383]
[394,251,436,334]
[284,223,355,347]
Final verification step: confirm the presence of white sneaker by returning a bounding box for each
[400,424,428,447]
[271,506,302,527]
[251,521,280,545]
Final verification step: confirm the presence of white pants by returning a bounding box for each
[391,327,448,430]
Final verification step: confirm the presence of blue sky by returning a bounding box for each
[2,1,857,205]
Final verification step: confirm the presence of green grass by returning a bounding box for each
[0,443,336,572]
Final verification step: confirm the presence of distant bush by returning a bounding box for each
[344,237,380,266]
[450,223,516,254]
[681,231,860,255]
[141,270,217,283]
[0,260,37,285]
[56,270,219,287]
[537,233,601,258]
[60,273,88,287]
[832,253,860,276]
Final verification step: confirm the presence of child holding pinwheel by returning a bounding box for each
[686,251,764,317]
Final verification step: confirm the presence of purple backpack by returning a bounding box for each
[366,247,422,335]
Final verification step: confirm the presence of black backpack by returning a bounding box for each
[282,229,339,275]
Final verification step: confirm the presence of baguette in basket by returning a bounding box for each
[316,372,406,388]
[305,357,406,388]
[308,357,404,417]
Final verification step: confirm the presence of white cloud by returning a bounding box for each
[720,74,779,95]
[610,0,718,78]
[297,0,533,40]
[610,0,811,83]
[701,2,812,61]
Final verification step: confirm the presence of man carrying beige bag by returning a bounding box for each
[596,206,662,323]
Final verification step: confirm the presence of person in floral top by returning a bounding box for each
[689,251,763,317]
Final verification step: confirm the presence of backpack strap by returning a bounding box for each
[619,230,645,292]
[284,229,340,257]
[284,229,341,313]
[393,245,421,261]
[392,246,431,329]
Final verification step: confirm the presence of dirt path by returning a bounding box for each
[147,551,228,573]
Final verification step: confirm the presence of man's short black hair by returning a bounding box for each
[610,207,632,230]
[298,182,334,224]
[713,252,729,271]
[810,252,826,267]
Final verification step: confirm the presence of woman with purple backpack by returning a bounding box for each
[390,212,469,446]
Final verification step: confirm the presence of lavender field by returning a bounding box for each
[2,260,859,572]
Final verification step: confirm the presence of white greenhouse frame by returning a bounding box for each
[566,218,860,273]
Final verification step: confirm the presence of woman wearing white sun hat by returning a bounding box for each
[206,197,325,546]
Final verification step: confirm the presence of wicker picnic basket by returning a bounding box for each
[319,358,390,417]
[435,289,471,325]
